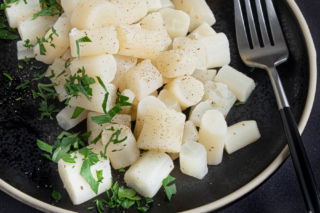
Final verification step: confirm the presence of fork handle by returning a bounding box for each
[268,67,320,212]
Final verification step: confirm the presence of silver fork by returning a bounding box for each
[234,0,320,212]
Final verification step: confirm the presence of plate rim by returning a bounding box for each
[0,0,317,212]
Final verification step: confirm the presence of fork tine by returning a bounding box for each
[265,0,285,44]
[244,0,260,47]
[255,0,271,46]
[234,0,250,50]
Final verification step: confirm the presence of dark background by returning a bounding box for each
[1,0,320,212]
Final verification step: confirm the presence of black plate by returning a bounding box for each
[0,0,310,212]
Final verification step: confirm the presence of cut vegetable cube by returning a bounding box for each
[189,100,215,127]
[46,58,72,102]
[137,107,186,153]
[159,8,190,40]
[158,89,182,113]
[187,22,216,39]
[215,65,255,102]
[199,109,227,165]
[68,83,117,114]
[156,49,198,78]
[182,120,199,144]
[173,37,206,70]
[56,105,89,130]
[165,76,204,110]
[124,151,174,198]
[102,124,140,169]
[69,54,117,84]
[160,0,175,9]
[110,0,148,24]
[171,0,215,32]
[34,15,72,64]
[139,12,172,50]
[134,96,167,139]
[117,24,165,60]
[69,27,119,58]
[18,15,59,45]
[202,81,237,117]
[120,89,135,115]
[180,141,208,179]
[58,143,112,205]
[192,69,217,83]
[71,0,124,30]
[61,0,82,20]
[119,59,163,101]
[146,0,162,12]
[5,0,41,28]
[17,40,36,60]
[199,33,230,69]
[111,55,137,88]
[225,121,261,154]
[87,112,131,144]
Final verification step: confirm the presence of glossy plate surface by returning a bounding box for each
[0,0,315,212]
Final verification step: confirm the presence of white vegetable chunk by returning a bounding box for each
[111,55,137,88]
[134,96,167,139]
[69,27,119,58]
[87,112,131,144]
[124,151,174,198]
[71,0,124,30]
[187,22,216,39]
[171,0,216,32]
[5,0,41,28]
[17,40,36,60]
[34,15,72,64]
[102,124,140,170]
[61,48,73,61]
[189,100,215,127]
[159,8,190,40]
[110,0,148,24]
[215,65,255,102]
[173,37,206,70]
[202,81,237,118]
[192,69,217,83]
[120,89,135,115]
[156,49,198,78]
[199,33,230,69]
[158,89,182,113]
[139,12,172,50]
[46,58,71,102]
[225,121,261,154]
[199,109,227,165]
[56,106,89,130]
[137,107,186,153]
[119,59,163,101]
[69,83,117,114]
[69,54,117,84]
[182,120,199,144]
[117,24,165,60]
[180,141,208,179]
[61,0,82,20]
[146,0,162,12]
[165,76,204,110]
[58,143,112,205]
[160,0,175,9]
[18,15,59,45]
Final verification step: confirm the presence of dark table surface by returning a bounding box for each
[1,0,320,212]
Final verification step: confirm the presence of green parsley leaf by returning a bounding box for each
[87,207,94,210]
[91,130,102,145]
[22,56,30,64]
[65,58,71,68]
[76,36,92,59]
[37,139,52,154]
[96,170,104,183]
[32,0,63,20]
[0,29,19,40]
[91,104,122,124]
[16,80,29,89]
[162,175,177,201]
[234,100,247,106]
[38,100,60,120]
[61,154,76,163]
[250,67,256,72]
[18,65,23,69]
[55,70,66,79]
[71,106,85,119]
[118,167,125,172]
[51,190,62,201]
[3,73,13,86]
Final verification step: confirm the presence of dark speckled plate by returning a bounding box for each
[0,0,316,212]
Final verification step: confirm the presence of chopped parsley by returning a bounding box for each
[64,67,95,101]
[32,0,63,20]
[51,190,62,201]
[234,100,247,106]
[65,58,71,68]
[22,57,30,64]
[16,80,29,89]
[3,73,13,86]
[250,67,256,72]
[71,106,85,119]
[162,175,177,201]
[76,36,92,59]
